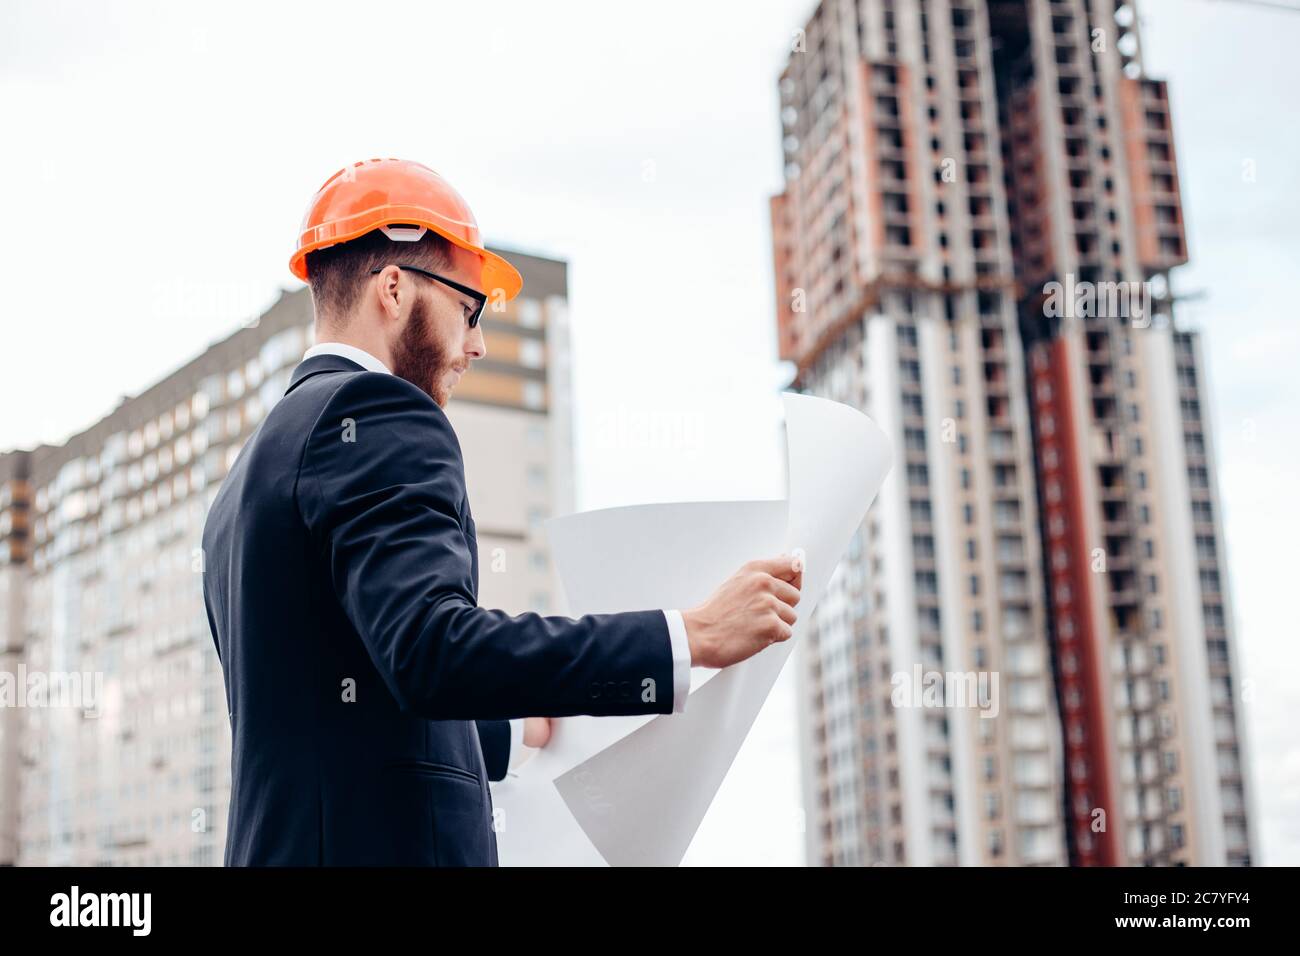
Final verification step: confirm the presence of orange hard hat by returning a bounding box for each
[289,158,523,300]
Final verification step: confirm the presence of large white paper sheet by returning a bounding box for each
[494,393,892,865]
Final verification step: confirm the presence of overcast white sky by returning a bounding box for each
[1,0,1295,865]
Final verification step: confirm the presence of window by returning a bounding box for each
[520,339,545,368]
[984,792,1000,820]
[518,300,543,328]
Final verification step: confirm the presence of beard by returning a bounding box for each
[391,293,455,406]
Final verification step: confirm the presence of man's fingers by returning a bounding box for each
[752,554,802,584]
[772,599,797,626]
[769,578,801,607]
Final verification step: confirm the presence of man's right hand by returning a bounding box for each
[682,554,804,669]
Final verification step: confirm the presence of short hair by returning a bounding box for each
[305,228,453,324]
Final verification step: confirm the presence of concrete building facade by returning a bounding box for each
[773,0,1252,866]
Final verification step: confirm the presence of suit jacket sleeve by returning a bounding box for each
[297,372,676,721]
[476,719,511,781]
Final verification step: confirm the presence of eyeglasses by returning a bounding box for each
[370,264,488,328]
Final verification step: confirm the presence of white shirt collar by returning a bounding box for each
[302,342,392,375]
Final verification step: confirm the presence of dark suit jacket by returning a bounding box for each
[200,353,676,865]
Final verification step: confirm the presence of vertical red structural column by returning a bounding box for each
[1031,337,1120,866]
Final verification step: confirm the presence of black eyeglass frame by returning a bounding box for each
[370,264,488,328]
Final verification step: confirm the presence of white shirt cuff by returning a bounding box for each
[663,609,691,714]
[508,718,537,771]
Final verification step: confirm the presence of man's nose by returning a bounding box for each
[467,323,486,361]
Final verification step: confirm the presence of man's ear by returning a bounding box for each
[373,264,403,321]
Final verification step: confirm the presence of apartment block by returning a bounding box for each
[773,0,1251,866]
[0,449,35,864]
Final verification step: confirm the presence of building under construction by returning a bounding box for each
[772,0,1252,866]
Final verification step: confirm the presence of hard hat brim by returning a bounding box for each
[289,206,523,302]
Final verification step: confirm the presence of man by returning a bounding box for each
[201,158,802,865]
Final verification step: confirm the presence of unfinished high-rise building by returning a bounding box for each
[772,0,1253,866]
